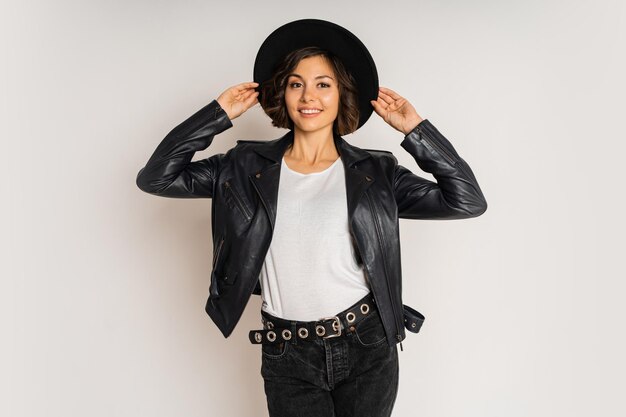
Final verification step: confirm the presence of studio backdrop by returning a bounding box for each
[2,1,624,416]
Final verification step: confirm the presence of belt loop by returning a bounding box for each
[291,320,298,346]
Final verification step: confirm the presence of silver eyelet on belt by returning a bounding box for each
[360,304,370,314]
[282,329,292,340]
[298,327,309,338]
[267,330,276,342]
[346,312,356,323]
[254,332,262,343]
[266,321,274,329]
[315,325,326,336]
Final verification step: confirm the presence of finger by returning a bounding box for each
[233,82,259,93]
[371,95,387,110]
[370,100,380,114]
[377,91,395,106]
[238,87,258,100]
[379,90,404,106]
[380,90,408,110]
[378,88,398,100]
[241,81,259,89]
[241,88,256,99]
[237,81,259,87]
[243,90,258,103]
[370,99,385,116]
[379,86,403,100]
[245,91,259,107]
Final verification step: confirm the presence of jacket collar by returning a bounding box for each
[253,129,373,168]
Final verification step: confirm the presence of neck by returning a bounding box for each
[286,126,339,163]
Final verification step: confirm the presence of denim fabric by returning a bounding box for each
[258,293,399,417]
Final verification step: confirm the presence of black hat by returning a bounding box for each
[253,18,379,131]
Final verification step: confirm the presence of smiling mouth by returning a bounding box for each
[299,109,322,114]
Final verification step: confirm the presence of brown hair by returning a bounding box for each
[259,46,360,135]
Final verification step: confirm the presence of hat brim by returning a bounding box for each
[253,19,378,132]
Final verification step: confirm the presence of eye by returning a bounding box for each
[288,82,302,88]
[319,82,330,88]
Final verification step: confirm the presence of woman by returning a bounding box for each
[137,19,487,417]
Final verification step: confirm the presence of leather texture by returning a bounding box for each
[136,99,488,347]
[403,304,425,333]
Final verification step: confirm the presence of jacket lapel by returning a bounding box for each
[249,130,375,231]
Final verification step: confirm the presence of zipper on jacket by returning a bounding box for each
[224,181,252,220]
[351,230,390,341]
[250,175,275,231]
[212,237,225,268]
[418,129,475,187]
[364,192,403,349]
[359,260,404,352]
[418,128,457,166]
[210,237,225,299]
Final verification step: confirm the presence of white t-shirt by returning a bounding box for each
[258,155,371,321]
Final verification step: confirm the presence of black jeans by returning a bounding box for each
[259,292,399,417]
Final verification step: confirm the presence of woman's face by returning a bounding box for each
[284,55,340,135]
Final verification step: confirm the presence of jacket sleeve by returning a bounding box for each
[136,99,233,198]
[393,119,487,219]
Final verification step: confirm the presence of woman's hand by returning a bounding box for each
[216,82,260,120]
[370,87,424,135]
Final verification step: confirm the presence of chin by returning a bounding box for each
[290,117,334,132]
[293,123,335,134]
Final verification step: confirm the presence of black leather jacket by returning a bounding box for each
[136,99,487,348]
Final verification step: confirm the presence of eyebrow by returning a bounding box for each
[287,73,335,81]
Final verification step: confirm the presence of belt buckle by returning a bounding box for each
[318,315,342,339]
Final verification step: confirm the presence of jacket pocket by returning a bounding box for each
[223,180,252,221]
[212,236,238,287]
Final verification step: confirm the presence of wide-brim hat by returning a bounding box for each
[253,18,379,131]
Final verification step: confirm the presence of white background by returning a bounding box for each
[2,0,624,416]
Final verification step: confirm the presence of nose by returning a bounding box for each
[300,85,315,102]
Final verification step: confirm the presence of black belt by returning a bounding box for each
[249,294,378,345]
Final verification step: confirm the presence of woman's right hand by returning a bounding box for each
[216,82,259,121]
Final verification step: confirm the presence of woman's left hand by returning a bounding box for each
[370,87,424,135]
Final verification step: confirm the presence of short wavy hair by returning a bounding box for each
[259,46,360,135]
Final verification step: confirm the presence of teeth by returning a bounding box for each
[300,109,321,114]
